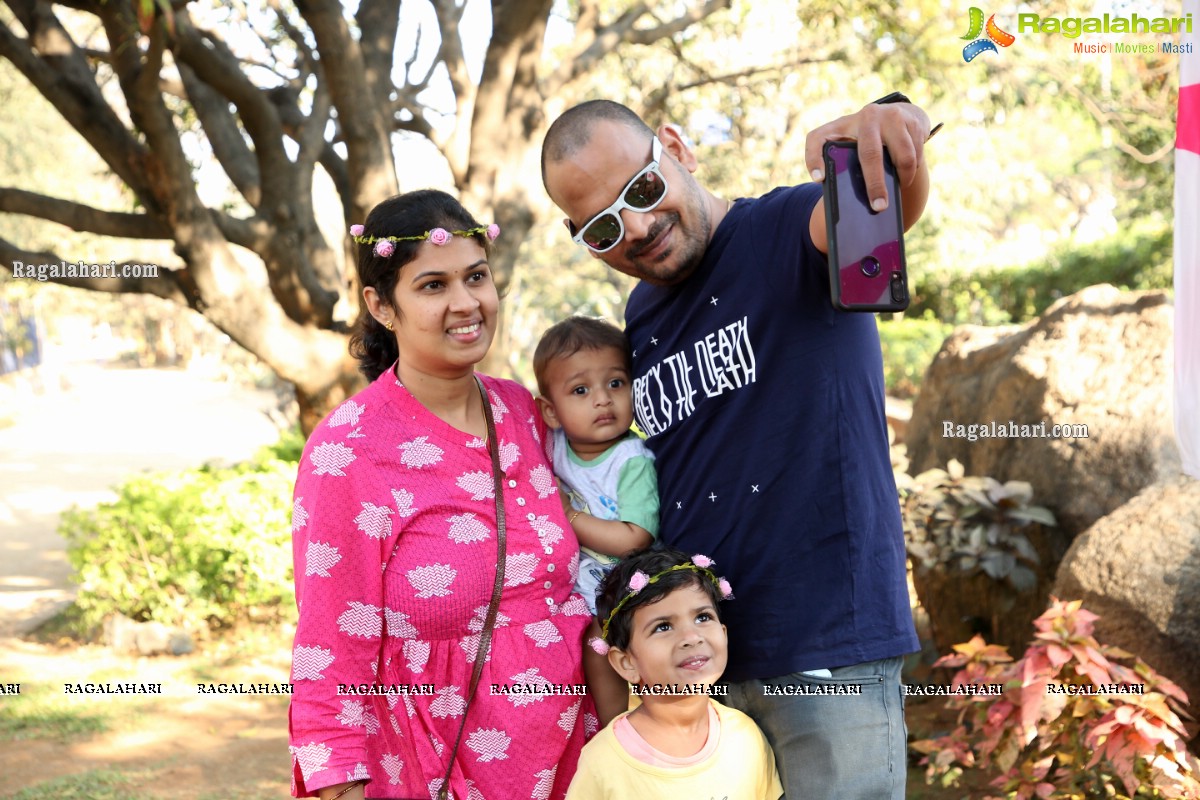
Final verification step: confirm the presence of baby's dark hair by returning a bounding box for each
[532,316,631,397]
[596,544,727,652]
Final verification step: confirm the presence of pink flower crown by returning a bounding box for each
[350,223,500,258]
[589,555,734,655]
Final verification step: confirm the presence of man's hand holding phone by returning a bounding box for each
[805,98,935,259]
[804,99,935,210]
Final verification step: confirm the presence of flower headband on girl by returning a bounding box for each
[350,222,500,258]
[590,554,733,655]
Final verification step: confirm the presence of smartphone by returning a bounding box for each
[822,140,909,312]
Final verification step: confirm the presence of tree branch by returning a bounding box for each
[428,0,476,182]
[0,188,273,255]
[548,0,730,94]
[170,11,292,208]
[641,54,846,120]
[1110,137,1175,165]
[469,0,555,191]
[294,0,396,223]
[318,144,351,209]
[637,0,732,42]
[429,0,470,103]
[102,5,190,215]
[0,188,170,239]
[0,237,192,305]
[355,0,400,112]
[1040,60,1176,165]
[284,65,346,313]
[0,1,155,202]
[393,104,437,141]
[177,62,263,207]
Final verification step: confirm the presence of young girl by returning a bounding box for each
[564,546,782,798]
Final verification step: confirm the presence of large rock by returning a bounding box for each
[906,285,1178,539]
[1054,476,1200,714]
[103,613,194,656]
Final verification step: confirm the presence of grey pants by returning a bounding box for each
[722,656,907,799]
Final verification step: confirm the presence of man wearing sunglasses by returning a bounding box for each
[542,98,933,800]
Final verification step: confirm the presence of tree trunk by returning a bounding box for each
[293,348,364,437]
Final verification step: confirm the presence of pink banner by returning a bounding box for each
[1181,83,1199,155]
[1176,0,1199,479]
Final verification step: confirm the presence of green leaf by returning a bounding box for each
[968,524,987,553]
[948,459,965,481]
[1011,535,1040,564]
[980,550,1016,580]
[988,479,1032,505]
[137,0,155,34]
[960,486,997,510]
[1006,506,1058,526]
[1007,565,1038,593]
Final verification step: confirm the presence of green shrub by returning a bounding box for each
[262,425,305,462]
[910,224,1172,324]
[878,316,953,399]
[901,459,1056,592]
[61,442,298,632]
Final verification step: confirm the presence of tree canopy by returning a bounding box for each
[0,0,736,428]
[0,0,1181,429]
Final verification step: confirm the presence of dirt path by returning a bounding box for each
[0,365,291,798]
[0,636,293,800]
[0,364,282,635]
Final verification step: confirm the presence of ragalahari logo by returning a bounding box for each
[961,7,1016,61]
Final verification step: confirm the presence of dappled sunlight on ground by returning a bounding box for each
[0,633,293,799]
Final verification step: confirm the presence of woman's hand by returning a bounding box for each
[318,780,365,800]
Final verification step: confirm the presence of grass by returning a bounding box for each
[25,603,98,646]
[1,768,144,800]
[0,684,114,740]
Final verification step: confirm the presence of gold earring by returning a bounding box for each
[384,319,394,331]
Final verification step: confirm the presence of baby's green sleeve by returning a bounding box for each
[615,455,659,537]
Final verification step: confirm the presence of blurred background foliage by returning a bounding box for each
[1,0,1181,400]
[61,433,305,633]
[0,4,1181,716]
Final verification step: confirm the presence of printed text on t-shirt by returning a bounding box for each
[633,317,757,436]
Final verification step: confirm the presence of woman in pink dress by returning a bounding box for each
[288,190,596,800]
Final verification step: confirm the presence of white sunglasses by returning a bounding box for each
[568,137,670,253]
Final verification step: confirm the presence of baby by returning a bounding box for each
[534,316,659,726]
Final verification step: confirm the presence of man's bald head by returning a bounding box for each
[540,100,654,193]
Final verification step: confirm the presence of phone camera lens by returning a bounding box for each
[860,256,881,277]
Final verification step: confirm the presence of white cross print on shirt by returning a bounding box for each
[710,296,719,305]
[650,336,658,345]
[708,492,718,502]
[751,485,760,493]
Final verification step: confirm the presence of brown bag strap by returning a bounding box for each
[438,377,507,800]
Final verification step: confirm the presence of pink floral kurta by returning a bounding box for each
[289,370,597,799]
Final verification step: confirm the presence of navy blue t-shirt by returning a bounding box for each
[624,183,918,682]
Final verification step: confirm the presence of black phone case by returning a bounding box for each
[822,141,910,312]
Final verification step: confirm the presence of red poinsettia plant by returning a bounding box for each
[912,598,1200,799]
